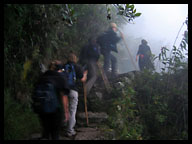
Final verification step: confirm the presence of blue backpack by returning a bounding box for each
[32,83,59,114]
[63,63,76,88]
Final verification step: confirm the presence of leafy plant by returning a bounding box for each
[158,16,188,73]
[107,83,143,140]
[4,89,41,140]
[133,67,188,139]
[106,4,141,23]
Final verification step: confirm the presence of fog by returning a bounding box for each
[115,4,188,73]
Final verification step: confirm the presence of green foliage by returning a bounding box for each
[107,51,187,140]
[106,4,142,23]
[133,68,188,139]
[158,16,188,73]
[4,89,41,140]
[107,84,143,140]
[4,4,113,100]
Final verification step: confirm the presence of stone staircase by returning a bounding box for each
[28,111,110,140]
[28,71,139,140]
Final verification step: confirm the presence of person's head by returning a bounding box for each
[48,60,64,72]
[88,36,97,45]
[110,22,118,32]
[141,39,147,45]
[68,52,78,63]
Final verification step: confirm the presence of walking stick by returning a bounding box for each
[83,81,89,126]
[97,62,111,93]
[120,31,138,70]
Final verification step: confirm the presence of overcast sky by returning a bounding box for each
[117,4,188,73]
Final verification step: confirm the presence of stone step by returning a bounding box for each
[74,127,104,140]
[77,111,108,125]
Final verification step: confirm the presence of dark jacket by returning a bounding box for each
[137,44,152,59]
[79,43,100,64]
[97,28,121,54]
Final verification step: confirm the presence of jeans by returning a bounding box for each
[103,52,117,74]
[85,61,98,95]
[67,90,78,134]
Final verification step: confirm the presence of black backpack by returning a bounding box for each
[97,30,120,54]
[97,33,109,49]
[32,83,59,114]
[97,32,115,54]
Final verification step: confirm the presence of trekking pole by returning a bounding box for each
[97,62,111,93]
[83,81,89,126]
[120,31,138,71]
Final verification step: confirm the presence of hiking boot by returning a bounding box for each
[66,131,77,137]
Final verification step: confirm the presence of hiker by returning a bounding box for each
[33,60,70,140]
[97,22,123,78]
[63,52,87,137]
[79,36,100,95]
[136,39,154,71]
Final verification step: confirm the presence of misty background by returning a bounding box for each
[113,4,188,73]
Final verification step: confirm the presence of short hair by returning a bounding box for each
[68,52,78,63]
[88,36,96,43]
[48,60,62,71]
[141,39,147,45]
[110,22,117,28]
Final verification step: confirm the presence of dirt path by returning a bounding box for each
[29,112,111,140]
[29,125,106,140]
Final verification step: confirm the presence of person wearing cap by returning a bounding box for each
[136,39,154,71]
[97,22,123,78]
[35,60,70,140]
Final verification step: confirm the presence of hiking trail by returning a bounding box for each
[28,71,139,140]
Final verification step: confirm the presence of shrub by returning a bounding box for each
[107,85,143,140]
[4,89,41,140]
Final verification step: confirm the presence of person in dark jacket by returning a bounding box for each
[97,23,123,77]
[36,60,70,140]
[64,52,87,137]
[136,39,154,71]
[79,37,100,94]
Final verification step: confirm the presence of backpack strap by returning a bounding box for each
[70,63,76,81]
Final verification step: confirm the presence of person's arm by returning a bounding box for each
[81,70,88,83]
[136,55,139,62]
[61,92,69,122]
[118,30,124,39]
[136,50,140,62]
[75,64,88,83]
[136,45,142,61]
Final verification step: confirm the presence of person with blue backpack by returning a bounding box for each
[63,52,87,137]
[32,60,70,140]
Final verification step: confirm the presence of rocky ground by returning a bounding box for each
[29,111,112,140]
